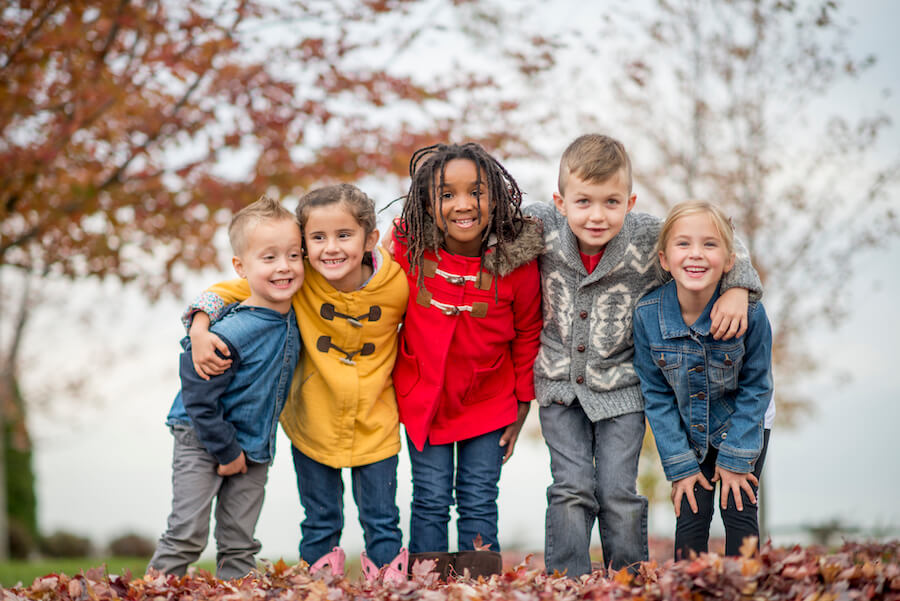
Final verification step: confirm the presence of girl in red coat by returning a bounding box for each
[389,143,543,570]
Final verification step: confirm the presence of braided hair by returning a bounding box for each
[397,142,526,288]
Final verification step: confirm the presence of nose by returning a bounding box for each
[588,203,605,223]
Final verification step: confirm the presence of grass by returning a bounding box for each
[0,557,216,588]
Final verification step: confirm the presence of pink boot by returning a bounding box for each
[310,547,346,577]
[361,548,408,584]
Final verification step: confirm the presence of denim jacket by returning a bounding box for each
[633,281,773,481]
[167,303,301,465]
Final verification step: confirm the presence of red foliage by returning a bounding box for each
[3,542,899,600]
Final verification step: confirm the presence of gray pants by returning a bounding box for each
[149,425,269,580]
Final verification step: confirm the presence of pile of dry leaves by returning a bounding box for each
[4,541,898,600]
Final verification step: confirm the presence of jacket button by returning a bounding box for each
[697,424,705,432]
[724,358,733,366]
[696,392,706,400]
[577,344,585,352]
[580,311,588,319]
[695,365,704,373]
[657,358,666,367]
[576,376,584,384]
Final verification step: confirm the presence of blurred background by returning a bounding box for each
[1,0,898,564]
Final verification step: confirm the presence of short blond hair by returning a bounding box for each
[228,195,297,255]
[656,200,735,257]
[558,134,632,195]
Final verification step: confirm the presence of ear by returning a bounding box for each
[723,251,736,274]
[365,228,379,253]
[658,249,670,273]
[232,256,246,279]
[552,192,566,216]
[625,193,637,213]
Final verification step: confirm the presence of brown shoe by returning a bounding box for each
[408,552,454,580]
[450,550,503,579]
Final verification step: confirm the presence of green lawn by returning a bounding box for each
[0,557,216,588]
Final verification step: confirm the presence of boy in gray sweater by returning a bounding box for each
[524,134,762,577]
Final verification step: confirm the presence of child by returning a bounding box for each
[522,134,763,577]
[186,184,410,581]
[388,142,543,575]
[149,196,304,580]
[633,201,773,559]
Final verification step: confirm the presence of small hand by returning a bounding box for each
[217,452,248,476]
[189,313,232,380]
[710,287,749,340]
[712,466,758,511]
[499,402,531,463]
[671,472,713,518]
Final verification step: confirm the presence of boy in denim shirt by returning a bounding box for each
[523,134,762,577]
[149,196,304,580]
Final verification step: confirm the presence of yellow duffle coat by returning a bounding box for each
[209,246,408,468]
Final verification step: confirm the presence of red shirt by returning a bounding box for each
[392,232,542,450]
[580,248,605,273]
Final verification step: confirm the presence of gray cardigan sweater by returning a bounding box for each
[523,202,762,422]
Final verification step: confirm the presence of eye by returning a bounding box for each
[575,197,589,205]
[339,231,352,239]
[606,198,620,206]
[289,251,302,259]
[440,191,454,200]
[705,241,719,248]
[675,241,689,247]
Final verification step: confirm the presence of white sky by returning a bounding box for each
[19,0,900,564]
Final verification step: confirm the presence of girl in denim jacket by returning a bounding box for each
[633,201,774,559]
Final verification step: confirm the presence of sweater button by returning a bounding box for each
[577,344,585,352]
[579,311,588,319]
[576,376,584,384]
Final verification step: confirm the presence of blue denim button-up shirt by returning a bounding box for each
[633,281,773,481]
[167,303,300,465]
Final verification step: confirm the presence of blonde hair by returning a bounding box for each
[656,200,735,257]
[558,133,632,195]
[228,195,297,255]
[295,183,377,236]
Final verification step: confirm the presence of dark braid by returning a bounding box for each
[397,143,525,289]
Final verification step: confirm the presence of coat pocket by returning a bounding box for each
[462,352,514,405]
[392,336,420,398]
[708,343,744,394]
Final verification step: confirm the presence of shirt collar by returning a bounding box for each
[658,280,721,339]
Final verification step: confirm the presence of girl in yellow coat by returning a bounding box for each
[186,185,409,579]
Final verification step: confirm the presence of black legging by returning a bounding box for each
[674,429,770,559]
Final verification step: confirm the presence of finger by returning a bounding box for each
[735,314,748,338]
[741,479,757,505]
[747,473,759,487]
[729,484,744,511]
[214,337,231,357]
[721,317,740,341]
[193,360,211,381]
[710,313,723,340]
[672,488,682,518]
[698,473,714,490]
[687,485,699,514]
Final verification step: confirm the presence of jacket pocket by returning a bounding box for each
[392,336,420,397]
[651,348,683,390]
[462,352,514,405]
[708,343,744,393]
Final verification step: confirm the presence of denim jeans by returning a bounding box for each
[675,429,771,559]
[150,425,269,580]
[291,446,402,567]
[540,403,648,577]
[407,428,505,553]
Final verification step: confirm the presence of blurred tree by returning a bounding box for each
[0,0,553,558]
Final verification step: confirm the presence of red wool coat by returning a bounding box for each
[392,220,543,451]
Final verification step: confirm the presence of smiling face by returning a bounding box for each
[429,158,491,256]
[232,217,304,312]
[553,169,636,255]
[303,201,379,292]
[659,211,736,306]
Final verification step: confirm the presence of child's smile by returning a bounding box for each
[430,158,491,256]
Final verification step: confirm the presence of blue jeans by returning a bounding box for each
[540,403,648,577]
[675,429,771,559]
[407,429,505,553]
[291,446,402,567]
